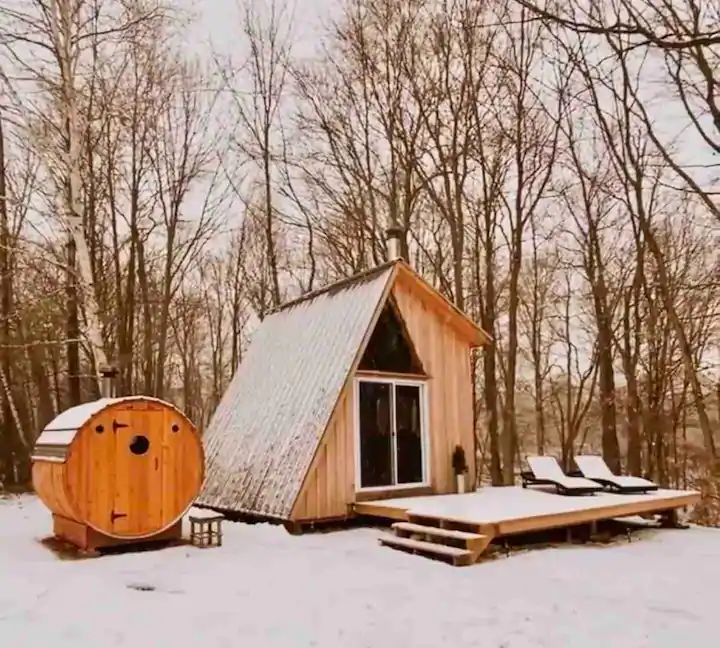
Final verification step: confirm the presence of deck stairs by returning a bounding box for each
[379,514,491,567]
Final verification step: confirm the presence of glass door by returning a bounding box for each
[358,381,394,488]
[357,379,427,490]
[394,384,424,484]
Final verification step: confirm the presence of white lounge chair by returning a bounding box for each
[522,456,603,496]
[575,455,658,494]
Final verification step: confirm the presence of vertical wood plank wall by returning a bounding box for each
[33,399,205,538]
[392,275,476,494]
[291,277,476,521]
[291,386,355,521]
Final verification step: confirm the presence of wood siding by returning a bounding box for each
[33,398,204,540]
[391,275,476,493]
[292,274,476,521]
[291,386,355,521]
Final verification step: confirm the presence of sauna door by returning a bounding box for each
[356,379,428,490]
[112,405,166,536]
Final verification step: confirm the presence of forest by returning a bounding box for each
[0,0,717,522]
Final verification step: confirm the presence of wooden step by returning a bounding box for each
[392,522,490,552]
[379,533,477,566]
[408,513,483,535]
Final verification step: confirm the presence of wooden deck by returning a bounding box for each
[356,486,700,563]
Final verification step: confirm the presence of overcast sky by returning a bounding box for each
[183,0,334,59]
[177,0,719,378]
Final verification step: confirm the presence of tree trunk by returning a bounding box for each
[502,238,521,484]
[0,113,29,485]
[66,236,82,406]
[480,232,502,485]
[622,288,642,475]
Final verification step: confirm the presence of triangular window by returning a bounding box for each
[358,300,424,374]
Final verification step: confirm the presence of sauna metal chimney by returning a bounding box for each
[99,365,119,399]
[386,225,403,261]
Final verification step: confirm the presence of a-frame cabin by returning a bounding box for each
[197,257,491,524]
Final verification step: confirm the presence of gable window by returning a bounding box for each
[358,300,424,375]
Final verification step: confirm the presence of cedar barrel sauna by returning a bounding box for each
[31,369,204,551]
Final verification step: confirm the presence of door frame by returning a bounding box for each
[353,376,431,493]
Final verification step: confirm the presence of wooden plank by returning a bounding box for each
[53,514,182,552]
[353,501,410,520]
[355,486,434,502]
[407,513,485,534]
[355,370,429,381]
[393,521,485,541]
[86,409,116,534]
[494,492,701,536]
[379,534,476,566]
[357,490,699,540]
[32,462,65,519]
[379,534,470,556]
[337,390,351,506]
[317,442,329,520]
[392,522,491,553]
[394,264,489,345]
[53,514,90,549]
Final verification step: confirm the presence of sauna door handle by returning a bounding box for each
[111,510,127,522]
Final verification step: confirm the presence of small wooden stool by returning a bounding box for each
[189,514,224,548]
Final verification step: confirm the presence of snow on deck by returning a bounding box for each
[0,494,716,648]
[364,486,700,524]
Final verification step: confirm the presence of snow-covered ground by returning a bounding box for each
[0,495,716,648]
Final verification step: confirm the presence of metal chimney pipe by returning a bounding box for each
[99,365,119,399]
[385,226,404,261]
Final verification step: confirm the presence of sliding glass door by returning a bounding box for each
[356,379,427,490]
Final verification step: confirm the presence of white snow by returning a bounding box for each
[368,486,700,523]
[34,396,179,447]
[39,398,115,433]
[0,494,716,648]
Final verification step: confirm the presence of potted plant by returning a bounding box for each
[452,445,468,494]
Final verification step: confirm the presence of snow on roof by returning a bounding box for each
[197,263,396,520]
[33,396,179,450]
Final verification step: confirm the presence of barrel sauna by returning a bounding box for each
[31,396,204,551]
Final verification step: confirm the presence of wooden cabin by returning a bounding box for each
[32,395,204,551]
[199,253,491,525]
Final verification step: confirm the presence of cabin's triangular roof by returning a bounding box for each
[197,260,489,519]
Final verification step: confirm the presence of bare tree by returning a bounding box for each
[514,0,720,228]
[149,62,220,399]
[558,107,624,472]
[494,5,567,482]
[513,0,720,50]
[548,268,600,470]
[217,0,296,313]
[517,222,559,456]
[565,34,718,460]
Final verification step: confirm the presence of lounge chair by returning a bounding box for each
[521,456,603,496]
[575,455,658,494]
